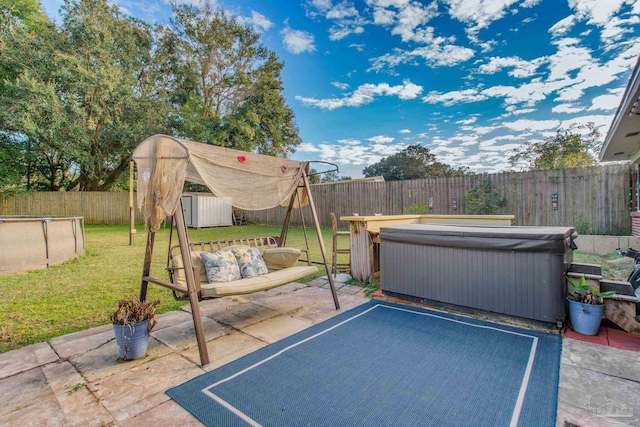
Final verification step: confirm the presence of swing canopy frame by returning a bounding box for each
[132,135,340,366]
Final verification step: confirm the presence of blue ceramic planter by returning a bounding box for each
[568,299,604,336]
[113,320,150,360]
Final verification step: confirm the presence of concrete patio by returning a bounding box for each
[0,276,638,426]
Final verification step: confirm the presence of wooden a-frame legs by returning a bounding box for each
[138,171,339,367]
[139,201,210,367]
[302,172,340,310]
[173,202,210,366]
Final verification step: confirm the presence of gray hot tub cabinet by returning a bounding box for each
[380,224,576,325]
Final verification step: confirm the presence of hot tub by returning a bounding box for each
[380,224,576,325]
[0,216,85,275]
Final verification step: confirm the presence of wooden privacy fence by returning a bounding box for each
[0,192,144,225]
[244,164,633,236]
[0,164,632,234]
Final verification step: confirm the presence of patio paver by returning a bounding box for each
[1,282,639,426]
[0,342,58,380]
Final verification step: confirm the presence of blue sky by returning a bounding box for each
[42,0,640,178]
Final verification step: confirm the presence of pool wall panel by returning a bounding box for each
[0,217,85,275]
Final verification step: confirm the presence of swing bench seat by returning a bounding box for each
[168,237,318,298]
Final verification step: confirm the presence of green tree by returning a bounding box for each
[508,123,602,171]
[362,145,468,181]
[307,168,321,184]
[169,2,299,155]
[463,180,507,215]
[322,171,340,183]
[0,0,171,191]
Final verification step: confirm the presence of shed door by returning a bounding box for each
[182,195,194,227]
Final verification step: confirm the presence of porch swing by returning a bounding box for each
[132,134,340,367]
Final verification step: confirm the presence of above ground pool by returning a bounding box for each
[0,216,85,275]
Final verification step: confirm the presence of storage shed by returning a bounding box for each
[181,193,233,228]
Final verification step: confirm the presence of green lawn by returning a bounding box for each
[0,223,344,353]
[3,224,625,354]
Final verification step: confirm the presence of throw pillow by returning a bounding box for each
[261,247,301,271]
[231,247,269,278]
[200,250,242,283]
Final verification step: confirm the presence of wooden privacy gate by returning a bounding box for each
[132,135,340,367]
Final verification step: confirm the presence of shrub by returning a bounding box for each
[463,180,507,215]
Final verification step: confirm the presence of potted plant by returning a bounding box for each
[111,298,159,360]
[567,276,615,336]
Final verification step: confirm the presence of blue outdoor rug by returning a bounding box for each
[167,301,561,427]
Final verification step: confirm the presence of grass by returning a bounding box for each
[0,223,346,353]
[4,224,629,354]
[573,250,632,281]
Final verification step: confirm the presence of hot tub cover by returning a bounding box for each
[380,224,577,254]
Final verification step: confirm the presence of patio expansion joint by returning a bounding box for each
[52,336,117,363]
[203,319,271,346]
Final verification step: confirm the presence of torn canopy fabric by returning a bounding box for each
[133,135,308,231]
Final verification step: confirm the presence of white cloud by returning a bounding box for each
[501,118,560,131]
[281,27,316,54]
[310,0,332,11]
[423,88,488,106]
[367,135,395,143]
[479,143,522,152]
[456,117,478,125]
[331,81,350,90]
[349,43,365,51]
[320,1,368,40]
[373,7,396,25]
[441,0,520,37]
[559,114,616,131]
[552,103,585,114]
[389,1,439,43]
[317,140,407,167]
[477,134,525,148]
[337,138,362,145]
[297,143,321,152]
[549,15,575,37]
[370,43,475,72]
[326,3,359,19]
[237,11,273,33]
[297,80,423,110]
[366,0,411,8]
[329,24,365,40]
[478,39,498,53]
[425,39,640,112]
[398,129,411,134]
[521,0,542,7]
[477,56,544,78]
[555,42,640,102]
[365,0,474,72]
[588,88,624,111]
[460,124,501,135]
[567,0,628,25]
[370,143,407,155]
[512,108,537,115]
[601,15,640,47]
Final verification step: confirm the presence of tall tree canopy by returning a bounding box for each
[508,123,603,171]
[362,145,468,181]
[0,0,300,193]
[168,2,300,156]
